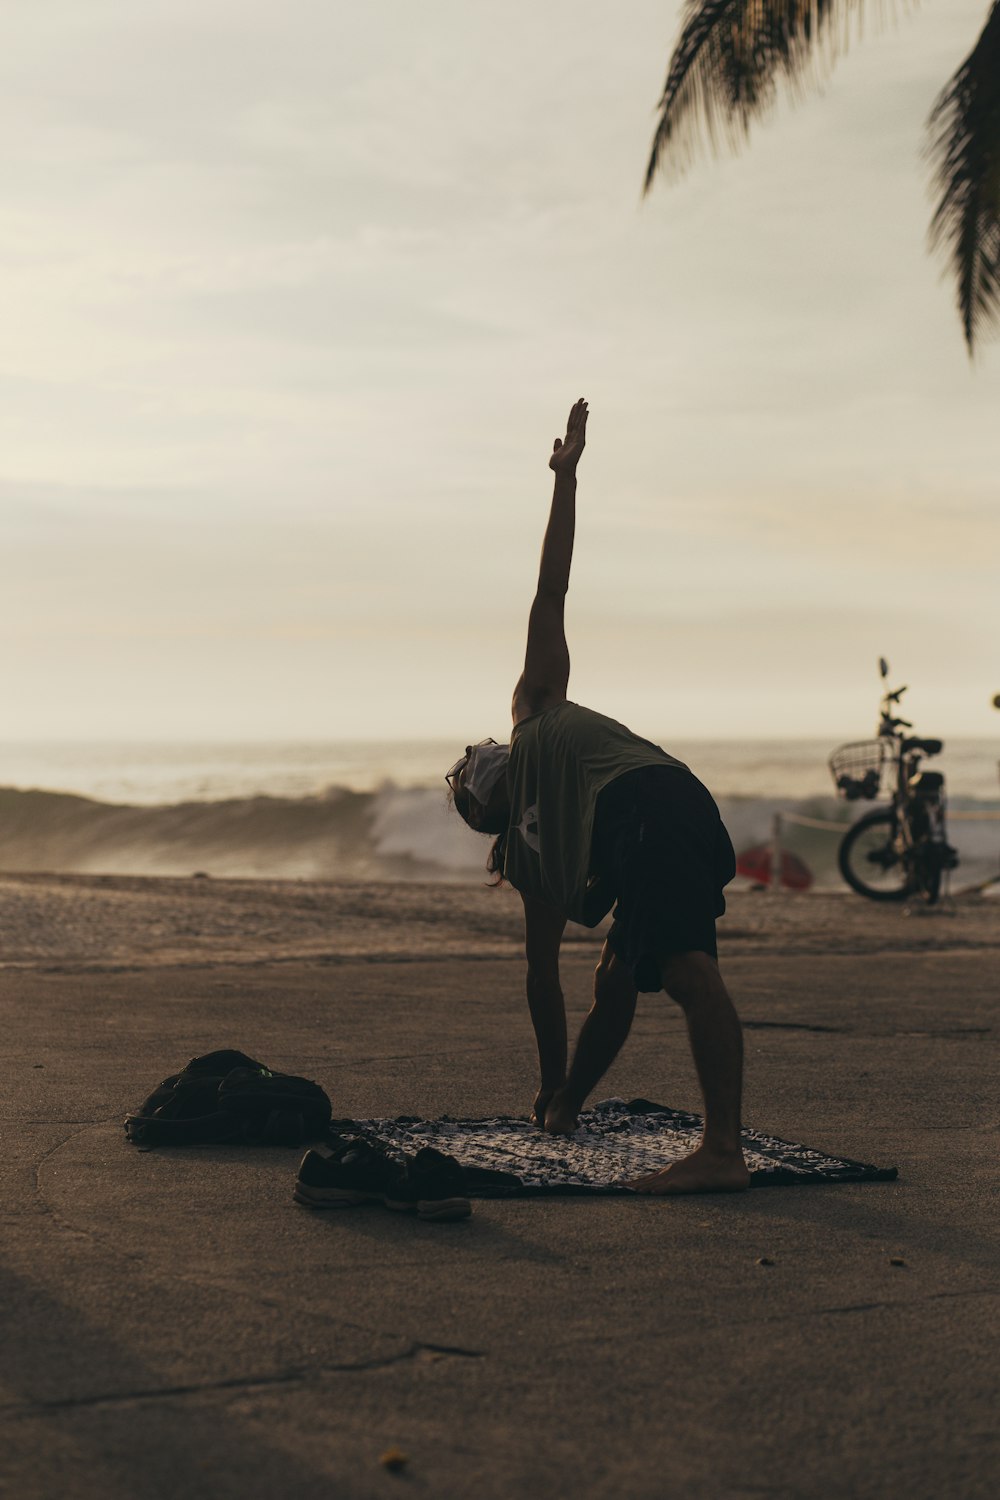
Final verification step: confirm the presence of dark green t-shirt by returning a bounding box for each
[504,701,687,924]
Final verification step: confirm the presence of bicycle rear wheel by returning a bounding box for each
[838,810,914,901]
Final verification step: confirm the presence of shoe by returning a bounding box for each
[293,1136,400,1209]
[381,1147,472,1222]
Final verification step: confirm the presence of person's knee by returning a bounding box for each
[594,944,614,982]
[660,950,721,1011]
[594,946,635,1009]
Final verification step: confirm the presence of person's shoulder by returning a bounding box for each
[567,702,654,740]
[550,700,608,733]
[512,695,569,732]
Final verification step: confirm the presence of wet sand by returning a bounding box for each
[3,870,999,970]
[2,874,998,1499]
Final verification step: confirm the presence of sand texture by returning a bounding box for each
[2,874,998,1500]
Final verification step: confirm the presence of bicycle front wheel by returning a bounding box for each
[838,810,914,902]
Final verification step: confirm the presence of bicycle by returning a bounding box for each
[828,659,959,904]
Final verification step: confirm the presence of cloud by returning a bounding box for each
[1,0,997,739]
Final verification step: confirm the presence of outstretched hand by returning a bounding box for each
[549,397,588,476]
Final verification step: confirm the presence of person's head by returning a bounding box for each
[446,739,511,837]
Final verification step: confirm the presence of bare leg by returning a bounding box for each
[544,943,636,1134]
[627,951,749,1194]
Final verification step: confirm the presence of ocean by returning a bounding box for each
[2,738,998,889]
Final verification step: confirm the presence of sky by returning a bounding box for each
[3,0,998,745]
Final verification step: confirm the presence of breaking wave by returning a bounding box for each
[1,784,997,889]
[0,784,489,882]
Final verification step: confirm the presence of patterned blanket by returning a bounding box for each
[332,1098,897,1193]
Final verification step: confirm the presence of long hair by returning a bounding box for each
[449,784,508,885]
[486,829,508,886]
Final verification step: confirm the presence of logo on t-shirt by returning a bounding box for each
[516,803,540,853]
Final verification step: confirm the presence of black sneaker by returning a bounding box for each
[293,1136,400,1209]
[381,1147,472,1222]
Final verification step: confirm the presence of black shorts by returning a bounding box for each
[591,765,736,993]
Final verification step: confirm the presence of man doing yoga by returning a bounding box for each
[447,400,748,1194]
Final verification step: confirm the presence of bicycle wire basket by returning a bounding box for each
[828,739,895,801]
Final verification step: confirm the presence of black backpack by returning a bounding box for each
[125,1049,332,1148]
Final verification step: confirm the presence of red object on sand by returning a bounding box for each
[735,844,813,892]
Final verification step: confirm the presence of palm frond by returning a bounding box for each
[644,1,881,192]
[926,1,1000,353]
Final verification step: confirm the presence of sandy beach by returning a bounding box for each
[2,872,997,1499]
[7,0,1000,1492]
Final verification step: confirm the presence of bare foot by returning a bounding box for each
[530,1088,557,1128]
[542,1090,580,1135]
[625,1144,750,1196]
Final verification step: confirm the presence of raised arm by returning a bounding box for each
[512,398,588,726]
